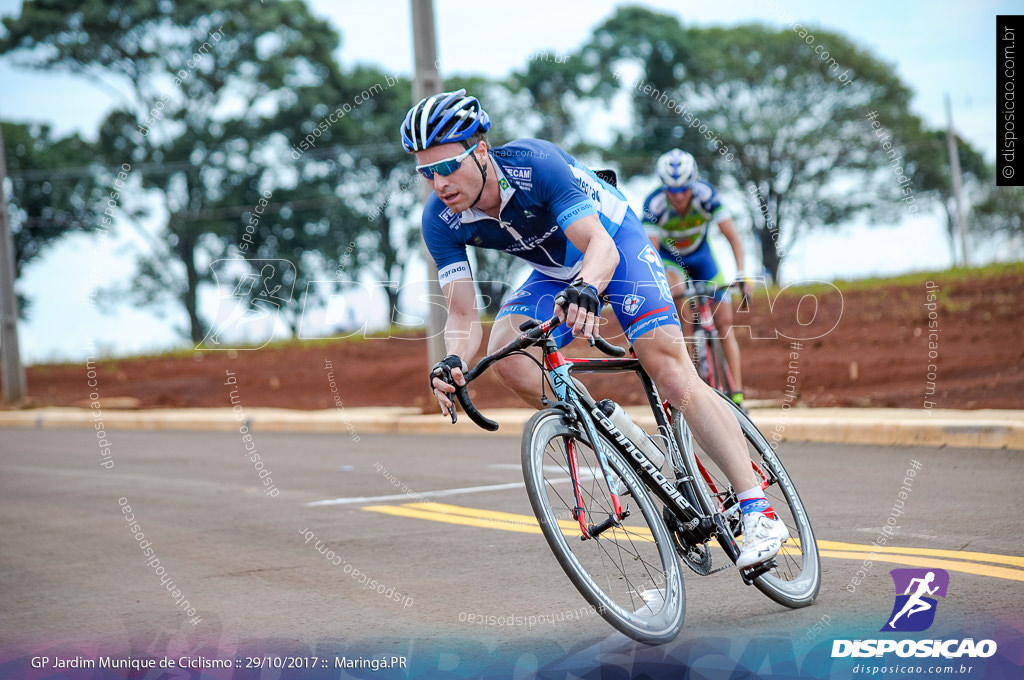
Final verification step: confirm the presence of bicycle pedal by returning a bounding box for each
[739,558,777,585]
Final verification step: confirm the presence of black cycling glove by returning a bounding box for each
[555,278,602,317]
[429,354,468,390]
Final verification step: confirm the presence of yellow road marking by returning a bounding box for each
[364,504,543,535]
[816,539,1024,569]
[362,503,1024,582]
[818,550,1024,583]
[367,502,656,543]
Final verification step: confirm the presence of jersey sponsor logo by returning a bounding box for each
[625,313,673,341]
[437,261,472,286]
[504,287,532,302]
[506,166,532,182]
[638,244,673,302]
[622,294,645,316]
[439,207,458,226]
[505,224,560,253]
[506,166,533,190]
[557,200,595,226]
[499,304,534,317]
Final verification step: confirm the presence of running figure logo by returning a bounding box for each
[881,568,949,632]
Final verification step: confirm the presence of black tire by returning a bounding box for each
[690,329,710,383]
[707,336,734,397]
[671,398,821,608]
[522,409,686,644]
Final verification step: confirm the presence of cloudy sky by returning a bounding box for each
[0,0,1011,361]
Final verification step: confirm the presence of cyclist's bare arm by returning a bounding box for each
[432,277,482,415]
[560,214,621,338]
[717,217,751,299]
[716,217,745,278]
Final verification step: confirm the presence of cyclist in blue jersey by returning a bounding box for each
[643,149,751,407]
[402,90,787,570]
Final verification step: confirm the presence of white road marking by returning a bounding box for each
[308,469,602,507]
[854,528,939,540]
[306,482,529,507]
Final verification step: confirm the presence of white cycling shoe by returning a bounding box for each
[736,511,790,570]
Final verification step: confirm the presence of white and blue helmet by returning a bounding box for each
[401,89,491,153]
[656,149,698,190]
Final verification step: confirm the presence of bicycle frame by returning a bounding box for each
[538,336,740,563]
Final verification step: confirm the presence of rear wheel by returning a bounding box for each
[671,398,820,608]
[522,410,686,644]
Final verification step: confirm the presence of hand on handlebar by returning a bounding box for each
[430,355,467,419]
[737,278,753,307]
[555,278,602,344]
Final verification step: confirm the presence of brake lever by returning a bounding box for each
[432,365,460,424]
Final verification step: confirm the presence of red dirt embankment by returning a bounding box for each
[15,267,1024,412]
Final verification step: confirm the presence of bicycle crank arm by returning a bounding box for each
[582,510,631,540]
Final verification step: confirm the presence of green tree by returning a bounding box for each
[1,120,105,317]
[1,0,378,343]
[583,8,919,282]
[972,182,1024,256]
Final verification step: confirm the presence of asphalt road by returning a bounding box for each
[1,429,1022,678]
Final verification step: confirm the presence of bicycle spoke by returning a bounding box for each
[525,412,686,642]
[672,402,820,608]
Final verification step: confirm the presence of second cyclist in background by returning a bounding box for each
[643,149,751,407]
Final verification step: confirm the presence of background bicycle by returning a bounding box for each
[677,279,747,406]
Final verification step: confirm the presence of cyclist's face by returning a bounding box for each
[415,142,486,213]
[666,188,693,214]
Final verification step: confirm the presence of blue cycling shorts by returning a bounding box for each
[496,214,681,347]
[658,238,729,302]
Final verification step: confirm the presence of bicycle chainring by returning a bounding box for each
[663,507,714,575]
[677,537,713,575]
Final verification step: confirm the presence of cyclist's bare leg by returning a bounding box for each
[489,313,599,407]
[631,323,758,490]
[712,299,744,391]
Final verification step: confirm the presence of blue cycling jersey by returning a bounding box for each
[642,179,730,257]
[422,139,633,287]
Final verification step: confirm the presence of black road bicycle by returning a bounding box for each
[445,314,820,644]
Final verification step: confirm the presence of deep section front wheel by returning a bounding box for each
[522,409,686,644]
[671,398,821,608]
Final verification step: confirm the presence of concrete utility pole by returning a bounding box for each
[0,124,27,402]
[410,0,448,366]
[945,93,970,267]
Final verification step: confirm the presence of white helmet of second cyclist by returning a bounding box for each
[656,149,697,190]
